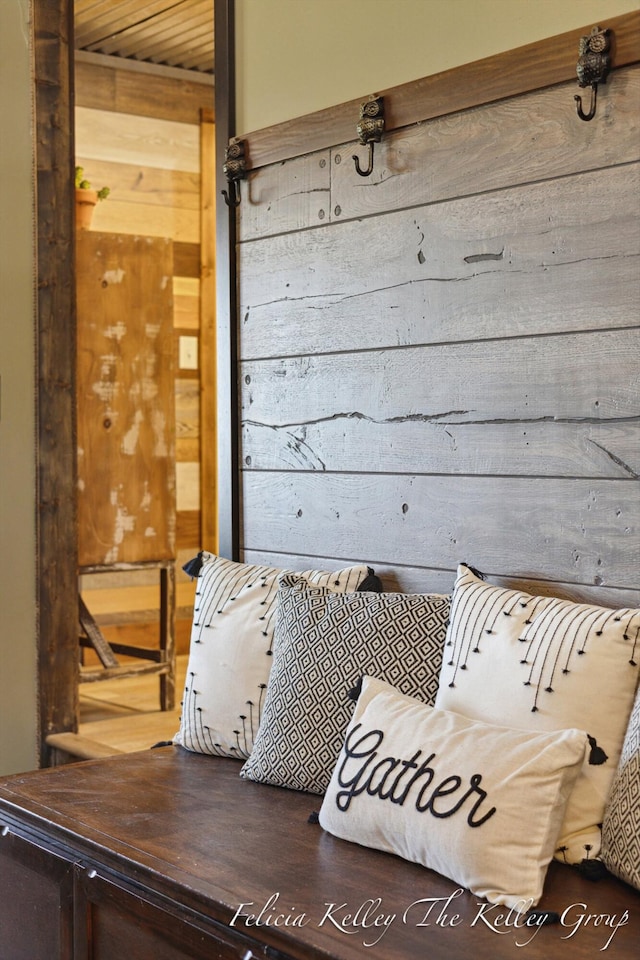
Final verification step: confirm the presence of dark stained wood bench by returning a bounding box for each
[0,746,637,959]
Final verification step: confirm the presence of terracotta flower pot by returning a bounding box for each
[75,188,98,230]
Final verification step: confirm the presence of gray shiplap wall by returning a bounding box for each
[235,63,640,609]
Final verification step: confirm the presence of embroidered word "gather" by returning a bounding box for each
[334,724,497,826]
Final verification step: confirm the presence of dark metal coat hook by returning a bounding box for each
[352,96,384,177]
[574,26,611,122]
[221,137,246,207]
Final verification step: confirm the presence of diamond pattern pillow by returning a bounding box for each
[240,575,449,794]
[320,676,587,909]
[435,564,640,864]
[601,684,640,890]
[175,554,378,759]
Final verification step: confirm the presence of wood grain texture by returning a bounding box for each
[241,329,639,478]
[240,472,639,590]
[75,106,199,172]
[242,69,640,239]
[240,10,640,169]
[34,0,79,760]
[75,57,213,124]
[239,163,640,359]
[235,27,640,608]
[241,550,640,610]
[76,233,176,565]
[1,751,638,960]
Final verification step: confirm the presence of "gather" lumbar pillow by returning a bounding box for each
[319,676,587,908]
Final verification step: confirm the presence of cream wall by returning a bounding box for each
[236,0,640,133]
[0,0,38,775]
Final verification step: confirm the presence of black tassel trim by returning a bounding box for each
[308,811,320,824]
[348,677,364,702]
[357,568,383,593]
[150,740,175,749]
[182,551,205,579]
[587,734,608,766]
[577,858,609,882]
[461,562,485,580]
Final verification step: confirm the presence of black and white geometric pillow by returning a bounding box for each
[175,554,377,759]
[601,684,640,891]
[435,563,640,865]
[240,575,450,794]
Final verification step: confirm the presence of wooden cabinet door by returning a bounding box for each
[0,828,73,960]
[76,232,176,567]
[73,868,272,960]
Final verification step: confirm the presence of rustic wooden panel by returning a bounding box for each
[73,158,200,210]
[240,473,639,590]
[329,68,640,224]
[239,163,640,359]
[76,233,176,565]
[175,461,200,512]
[239,150,331,242]
[75,58,213,124]
[199,110,218,553]
[83,192,199,243]
[241,329,639,478]
[173,277,200,329]
[241,68,639,240]
[75,106,199,171]
[240,11,640,169]
[35,0,79,761]
[241,550,640,610]
[174,242,200,277]
[176,438,200,462]
[243,412,639,481]
[175,377,200,443]
[176,510,201,551]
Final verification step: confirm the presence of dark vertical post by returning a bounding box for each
[214,0,240,560]
[34,0,79,764]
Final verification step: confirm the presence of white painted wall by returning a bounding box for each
[0,0,38,775]
[236,0,640,133]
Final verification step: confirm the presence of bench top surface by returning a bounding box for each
[0,746,637,960]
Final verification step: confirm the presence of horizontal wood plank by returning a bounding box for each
[239,164,639,358]
[239,150,331,241]
[241,473,639,590]
[75,56,213,124]
[173,242,201,277]
[241,550,640,610]
[74,158,201,210]
[75,106,200,172]
[242,68,639,239]
[240,11,640,169]
[330,68,640,226]
[242,327,639,438]
[242,416,639,481]
[85,195,199,243]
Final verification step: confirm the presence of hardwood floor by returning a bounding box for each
[78,654,188,754]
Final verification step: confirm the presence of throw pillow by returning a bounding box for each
[175,554,378,759]
[240,576,449,793]
[601,683,640,890]
[435,563,639,864]
[319,676,587,909]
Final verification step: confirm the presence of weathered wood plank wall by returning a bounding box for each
[235,32,640,609]
[75,58,214,568]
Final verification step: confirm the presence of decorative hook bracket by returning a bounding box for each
[221,137,246,207]
[352,96,385,177]
[574,26,611,122]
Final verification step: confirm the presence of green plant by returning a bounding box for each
[75,166,110,201]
